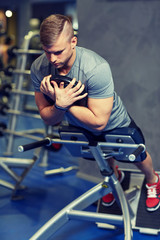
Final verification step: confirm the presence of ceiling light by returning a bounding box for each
[5,10,12,18]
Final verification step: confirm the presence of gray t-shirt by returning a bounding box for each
[31,46,131,132]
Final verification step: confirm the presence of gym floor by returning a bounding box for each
[0,108,159,240]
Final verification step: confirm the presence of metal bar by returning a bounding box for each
[13,69,30,75]
[18,138,51,152]
[7,109,41,119]
[44,166,79,176]
[16,128,44,134]
[68,210,123,226]
[11,89,34,96]
[108,175,133,240]
[0,162,20,182]
[29,183,109,240]
[0,179,15,190]
[98,142,140,149]
[4,129,43,141]
[89,145,133,240]
[13,49,43,55]
[5,31,41,155]
[19,137,142,149]
[0,157,34,167]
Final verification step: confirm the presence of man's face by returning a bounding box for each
[43,33,77,70]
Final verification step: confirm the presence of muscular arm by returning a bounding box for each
[34,76,88,126]
[35,92,65,125]
[34,73,113,130]
[68,96,113,131]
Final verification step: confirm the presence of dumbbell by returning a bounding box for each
[0,101,9,115]
[0,82,12,97]
[50,75,86,95]
[0,122,7,137]
[4,65,15,77]
[7,46,18,59]
[50,75,78,88]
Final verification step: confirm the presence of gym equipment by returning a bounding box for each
[0,82,12,96]
[0,102,41,118]
[50,75,77,88]
[0,121,44,199]
[0,148,41,200]
[13,49,43,55]
[7,45,43,62]
[4,65,15,77]
[7,45,18,59]
[0,101,9,115]
[0,120,44,141]
[3,31,44,156]
[50,75,86,96]
[0,122,7,136]
[18,124,146,240]
[44,166,79,176]
[0,124,63,200]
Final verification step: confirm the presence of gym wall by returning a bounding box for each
[77,0,160,175]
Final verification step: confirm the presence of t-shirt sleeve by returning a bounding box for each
[30,61,42,92]
[87,62,114,99]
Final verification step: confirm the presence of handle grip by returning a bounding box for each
[18,137,51,152]
[128,144,145,161]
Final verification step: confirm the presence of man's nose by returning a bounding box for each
[50,53,57,62]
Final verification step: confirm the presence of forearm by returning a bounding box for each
[39,104,66,125]
[36,77,88,126]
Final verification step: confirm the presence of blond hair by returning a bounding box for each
[40,14,74,47]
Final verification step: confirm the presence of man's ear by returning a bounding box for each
[71,36,77,49]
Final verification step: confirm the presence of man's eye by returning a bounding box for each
[44,50,63,55]
[54,51,62,55]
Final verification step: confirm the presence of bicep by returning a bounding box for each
[87,97,113,120]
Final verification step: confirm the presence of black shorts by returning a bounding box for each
[128,117,147,161]
[103,117,147,161]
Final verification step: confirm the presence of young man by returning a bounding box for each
[31,14,160,212]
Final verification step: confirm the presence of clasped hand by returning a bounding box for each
[40,75,87,109]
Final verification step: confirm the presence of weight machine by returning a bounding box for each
[0,31,46,197]
[3,31,44,156]
[18,124,147,240]
[0,148,41,200]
